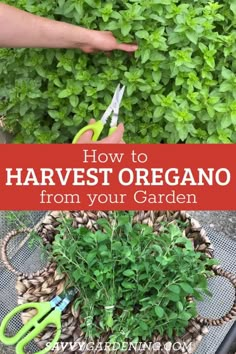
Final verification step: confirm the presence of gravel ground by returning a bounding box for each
[0,127,11,144]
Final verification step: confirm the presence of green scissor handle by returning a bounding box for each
[0,302,61,354]
[72,120,104,143]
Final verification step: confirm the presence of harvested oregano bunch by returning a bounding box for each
[50,211,217,343]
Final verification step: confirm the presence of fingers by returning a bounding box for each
[115,42,138,52]
[76,118,96,144]
[98,123,125,144]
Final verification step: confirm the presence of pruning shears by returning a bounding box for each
[0,287,77,354]
[72,83,125,143]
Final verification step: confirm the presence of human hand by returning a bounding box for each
[76,119,125,144]
[0,3,138,51]
[78,29,138,53]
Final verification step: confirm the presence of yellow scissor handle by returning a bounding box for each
[72,120,104,143]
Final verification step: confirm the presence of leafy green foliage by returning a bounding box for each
[50,211,217,343]
[5,211,42,229]
[1,1,236,142]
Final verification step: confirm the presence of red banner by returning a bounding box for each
[0,144,235,210]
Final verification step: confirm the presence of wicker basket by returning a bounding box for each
[1,211,236,354]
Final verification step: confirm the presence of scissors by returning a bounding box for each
[72,83,125,143]
[0,287,77,354]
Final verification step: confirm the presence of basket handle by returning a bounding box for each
[196,265,236,326]
[1,228,50,277]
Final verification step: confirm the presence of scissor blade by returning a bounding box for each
[0,302,52,346]
[101,84,125,124]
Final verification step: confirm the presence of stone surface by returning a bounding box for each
[189,211,236,240]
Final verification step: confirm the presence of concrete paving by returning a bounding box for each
[0,211,235,354]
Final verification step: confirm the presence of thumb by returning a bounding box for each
[98,123,125,143]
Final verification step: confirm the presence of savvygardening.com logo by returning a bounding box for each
[47,340,193,352]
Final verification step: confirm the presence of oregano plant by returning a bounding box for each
[1,1,236,143]
[49,211,217,344]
